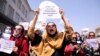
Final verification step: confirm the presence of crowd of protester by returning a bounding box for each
[0,8,100,56]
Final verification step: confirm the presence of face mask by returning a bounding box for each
[5,29,11,34]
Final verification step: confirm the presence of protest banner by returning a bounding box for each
[0,38,15,54]
[38,0,61,20]
[85,39,99,50]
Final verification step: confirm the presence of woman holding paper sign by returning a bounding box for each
[28,8,73,56]
[9,25,29,56]
[82,32,100,56]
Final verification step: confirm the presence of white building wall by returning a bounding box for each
[28,11,34,22]
[21,0,34,22]
[4,0,34,23]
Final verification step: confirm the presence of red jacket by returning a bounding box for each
[9,35,29,56]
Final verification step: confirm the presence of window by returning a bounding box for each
[0,0,6,13]
[21,5,25,14]
[14,12,20,23]
[7,5,14,19]
[20,17,24,22]
[12,0,16,4]
[25,10,27,18]
[17,0,21,9]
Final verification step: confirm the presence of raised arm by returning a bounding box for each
[59,9,73,36]
[27,8,40,40]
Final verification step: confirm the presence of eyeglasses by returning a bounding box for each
[47,24,56,27]
[14,27,22,31]
[89,35,95,37]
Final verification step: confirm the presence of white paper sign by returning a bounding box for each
[0,39,15,54]
[39,0,61,19]
[85,39,99,50]
[2,33,11,40]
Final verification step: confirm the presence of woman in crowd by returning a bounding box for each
[82,31,100,56]
[75,32,83,45]
[9,25,29,56]
[28,8,73,56]
[64,32,85,56]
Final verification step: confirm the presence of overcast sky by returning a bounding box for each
[28,0,100,33]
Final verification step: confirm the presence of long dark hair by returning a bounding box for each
[46,22,56,28]
[46,22,58,37]
[88,31,95,38]
[11,25,25,37]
